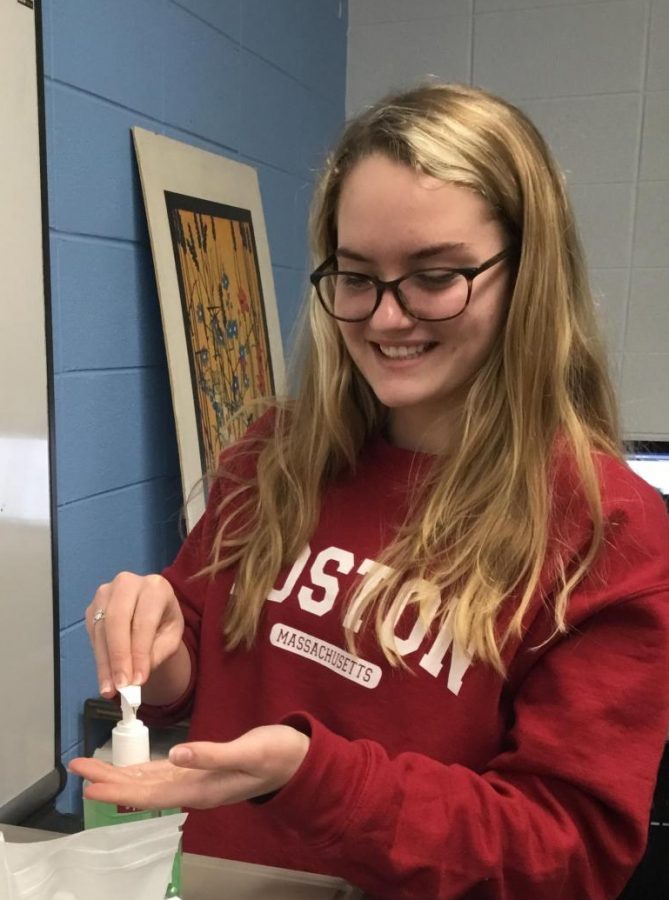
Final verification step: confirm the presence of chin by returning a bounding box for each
[371,390,439,412]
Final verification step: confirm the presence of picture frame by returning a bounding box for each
[132,128,285,531]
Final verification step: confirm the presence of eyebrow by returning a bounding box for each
[336,242,468,263]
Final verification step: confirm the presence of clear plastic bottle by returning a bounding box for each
[82,685,183,898]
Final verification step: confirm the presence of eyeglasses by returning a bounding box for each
[310,247,512,322]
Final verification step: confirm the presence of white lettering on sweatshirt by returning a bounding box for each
[265,543,473,695]
[270,623,381,688]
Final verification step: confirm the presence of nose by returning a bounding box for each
[369,285,414,329]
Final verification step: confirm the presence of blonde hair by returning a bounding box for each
[204,84,621,673]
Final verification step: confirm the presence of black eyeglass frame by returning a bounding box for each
[309,247,513,323]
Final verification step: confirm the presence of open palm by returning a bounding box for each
[69,724,310,810]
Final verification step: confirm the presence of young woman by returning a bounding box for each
[70,84,669,899]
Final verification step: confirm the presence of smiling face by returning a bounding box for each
[335,154,513,454]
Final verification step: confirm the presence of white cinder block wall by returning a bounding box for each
[347,0,669,442]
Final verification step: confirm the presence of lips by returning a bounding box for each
[376,342,436,360]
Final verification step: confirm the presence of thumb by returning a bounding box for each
[169,741,222,768]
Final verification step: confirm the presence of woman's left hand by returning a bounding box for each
[68,725,310,810]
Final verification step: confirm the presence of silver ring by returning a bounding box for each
[92,607,106,624]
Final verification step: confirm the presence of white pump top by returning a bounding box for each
[112,684,150,767]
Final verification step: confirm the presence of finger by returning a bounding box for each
[85,583,110,636]
[92,614,115,697]
[169,725,304,772]
[82,763,256,810]
[83,778,167,810]
[71,755,271,809]
[151,583,184,666]
[72,758,208,810]
[104,572,142,688]
[171,727,289,772]
[168,741,233,770]
[68,756,174,783]
[130,576,172,685]
[168,735,279,773]
[69,757,129,782]
[86,584,114,696]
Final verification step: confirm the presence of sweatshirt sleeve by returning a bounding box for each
[142,411,275,726]
[263,490,669,898]
[138,477,222,726]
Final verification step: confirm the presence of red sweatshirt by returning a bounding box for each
[146,434,669,899]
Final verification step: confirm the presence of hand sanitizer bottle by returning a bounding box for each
[82,685,183,898]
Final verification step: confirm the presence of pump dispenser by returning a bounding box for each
[83,684,183,898]
[112,684,150,766]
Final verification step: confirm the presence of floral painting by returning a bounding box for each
[166,192,274,477]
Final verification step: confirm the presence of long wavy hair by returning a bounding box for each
[202,83,621,672]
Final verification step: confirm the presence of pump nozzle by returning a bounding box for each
[118,684,142,722]
[113,684,150,766]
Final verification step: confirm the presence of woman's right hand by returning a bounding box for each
[85,572,184,698]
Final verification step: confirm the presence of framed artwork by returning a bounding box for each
[132,128,285,531]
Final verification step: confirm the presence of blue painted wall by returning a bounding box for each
[41,0,347,814]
